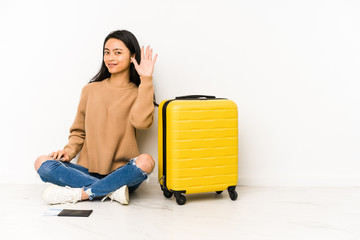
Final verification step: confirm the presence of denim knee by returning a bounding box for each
[126,159,149,189]
[37,160,70,185]
[130,158,149,179]
[37,160,59,182]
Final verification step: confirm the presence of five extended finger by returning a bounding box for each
[141,46,145,61]
[140,44,157,61]
[153,53,158,64]
[146,46,150,59]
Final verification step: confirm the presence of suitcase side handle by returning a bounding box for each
[175,95,216,100]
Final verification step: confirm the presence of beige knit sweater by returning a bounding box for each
[63,76,154,175]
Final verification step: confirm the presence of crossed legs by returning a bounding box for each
[34,154,155,200]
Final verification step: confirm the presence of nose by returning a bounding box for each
[108,53,115,61]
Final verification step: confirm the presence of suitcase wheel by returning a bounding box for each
[216,191,223,194]
[227,186,238,201]
[162,189,173,198]
[174,192,186,205]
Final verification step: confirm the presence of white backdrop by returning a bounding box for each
[0,0,359,186]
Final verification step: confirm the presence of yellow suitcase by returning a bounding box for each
[158,95,238,205]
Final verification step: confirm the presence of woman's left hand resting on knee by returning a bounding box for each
[49,150,70,162]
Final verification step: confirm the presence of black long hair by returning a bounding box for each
[89,30,158,106]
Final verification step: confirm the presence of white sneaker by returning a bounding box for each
[42,184,82,205]
[101,185,129,205]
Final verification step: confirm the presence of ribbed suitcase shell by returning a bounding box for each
[158,97,238,196]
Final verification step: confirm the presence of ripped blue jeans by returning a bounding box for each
[37,157,149,200]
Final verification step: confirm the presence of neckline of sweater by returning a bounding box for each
[103,78,136,89]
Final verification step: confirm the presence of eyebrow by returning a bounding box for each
[104,48,123,51]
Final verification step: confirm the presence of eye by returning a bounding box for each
[115,51,121,55]
[104,51,109,55]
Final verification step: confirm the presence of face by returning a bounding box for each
[104,38,134,74]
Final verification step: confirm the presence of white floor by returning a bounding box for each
[1,183,360,240]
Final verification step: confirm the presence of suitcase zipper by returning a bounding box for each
[161,99,175,190]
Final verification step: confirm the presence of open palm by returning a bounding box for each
[131,46,158,77]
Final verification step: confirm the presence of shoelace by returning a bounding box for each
[60,186,79,204]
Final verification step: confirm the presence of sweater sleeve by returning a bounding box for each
[63,86,88,160]
[130,76,155,129]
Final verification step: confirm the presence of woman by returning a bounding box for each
[34,30,158,205]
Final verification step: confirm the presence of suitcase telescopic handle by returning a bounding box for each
[175,95,216,100]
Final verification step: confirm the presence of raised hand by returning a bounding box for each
[131,45,158,78]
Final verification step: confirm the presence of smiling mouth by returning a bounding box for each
[108,63,118,67]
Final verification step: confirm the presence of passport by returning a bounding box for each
[44,209,93,217]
